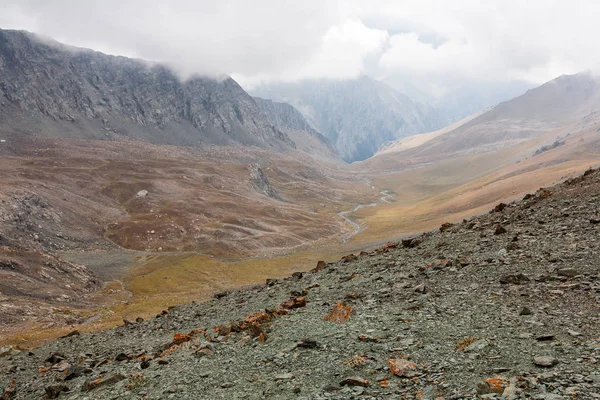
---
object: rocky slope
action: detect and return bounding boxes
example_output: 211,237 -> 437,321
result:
251,76 -> 447,162
0,29 -> 294,151
2,167 -> 598,399
367,72 -> 600,171
254,97 -> 337,161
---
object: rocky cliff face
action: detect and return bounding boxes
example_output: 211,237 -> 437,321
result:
251,76 -> 447,162
254,97 -> 337,161
0,29 -> 294,150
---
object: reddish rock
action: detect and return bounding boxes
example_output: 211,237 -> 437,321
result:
493,202 -> 507,212
281,296 -> 306,310
439,222 -> 454,232
324,302 -> 353,323
341,254 -> 358,263
389,359 -> 419,377
313,260 -> 328,271
476,377 -> 510,394
401,237 -> 420,248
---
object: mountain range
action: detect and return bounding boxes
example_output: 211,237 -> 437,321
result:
0,29 -> 307,153
251,77 -> 449,162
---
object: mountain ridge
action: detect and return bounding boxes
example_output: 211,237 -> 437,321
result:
0,29 -> 296,152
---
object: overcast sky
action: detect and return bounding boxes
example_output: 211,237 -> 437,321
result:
0,0 -> 597,90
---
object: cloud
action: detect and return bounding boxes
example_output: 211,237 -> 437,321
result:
235,19 -> 388,87
2,0 -> 600,88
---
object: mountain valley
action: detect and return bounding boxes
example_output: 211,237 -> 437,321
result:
0,27 -> 599,400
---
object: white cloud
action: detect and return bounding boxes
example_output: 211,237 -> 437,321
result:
235,19 -> 388,87
2,0 -> 600,87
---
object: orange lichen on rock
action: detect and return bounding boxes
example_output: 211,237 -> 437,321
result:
344,354 -> 369,368
477,377 -> 510,394
281,296 -> 306,310
455,337 -> 477,351
324,301 -> 353,323
172,333 -> 192,346
389,359 -> 419,377
257,332 -> 268,343
486,377 -> 509,393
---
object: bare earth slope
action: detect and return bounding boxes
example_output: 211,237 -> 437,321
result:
1,168 -> 598,399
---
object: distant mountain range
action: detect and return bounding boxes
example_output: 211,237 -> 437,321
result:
367,72 -> 600,170
253,97 -> 337,161
251,76 -> 449,162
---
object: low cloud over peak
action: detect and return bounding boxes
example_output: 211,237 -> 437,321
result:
2,0 -> 599,93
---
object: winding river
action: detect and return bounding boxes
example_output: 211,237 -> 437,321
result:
338,190 -> 394,243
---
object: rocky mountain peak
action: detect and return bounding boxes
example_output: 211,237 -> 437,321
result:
0,29 -> 295,150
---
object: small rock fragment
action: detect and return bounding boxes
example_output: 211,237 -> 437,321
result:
389,359 -> 419,377
557,268 -> 578,277
296,339 -> 318,349
519,306 -> 533,316
535,334 -> 555,341
499,273 -> 530,284
533,356 -> 558,367
275,373 -> 294,381
494,225 -> 507,235
476,377 -> 509,394
45,384 -> 69,399
340,377 -> 369,387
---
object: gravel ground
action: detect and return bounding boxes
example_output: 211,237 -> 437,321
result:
1,168 -> 599,399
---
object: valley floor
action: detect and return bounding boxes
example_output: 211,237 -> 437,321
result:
1,167 -> 599,399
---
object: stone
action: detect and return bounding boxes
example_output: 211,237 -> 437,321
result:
0,347 -> 18,358
339,376 -> 369,387
535,334 -> 555,341
313,260 -> 328,271
281,296 -> 306,309
439,222 -> 454,232
275,373 -> 294,381
476,377 -> 510,395
494,203 -> 507,212
82,373 -> 126,391
115,352 -> 131,361
557,268 -> 578,277
413,283 -> 427,293
499,273 -> 530,284
136,190 -> 148,198
465,339 -> 488,352
45,384 -> 69,399
402,237 -> 420,248
533,356 -> 558,367
494,225 -> 507,235
389,359 -> 419,377
296,339 -> 318,349
519,306 -> 533,315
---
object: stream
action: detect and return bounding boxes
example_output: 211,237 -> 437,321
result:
338,190 -> 394,243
